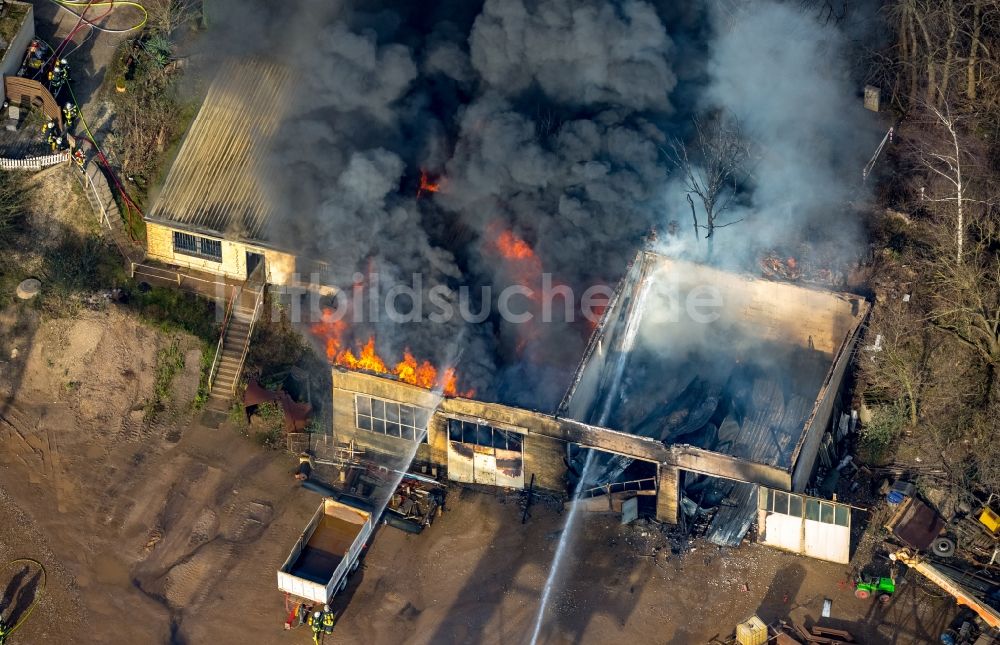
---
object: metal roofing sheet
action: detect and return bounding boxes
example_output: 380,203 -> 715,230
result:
706,481 -> 757,547
146,60 -> 291,242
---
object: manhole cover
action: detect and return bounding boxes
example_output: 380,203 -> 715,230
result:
16,278 -> 41,300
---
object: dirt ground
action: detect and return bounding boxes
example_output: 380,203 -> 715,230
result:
326,489 -> 958,645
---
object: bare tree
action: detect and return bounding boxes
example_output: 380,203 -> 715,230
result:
918,102 -> 968,262
148,0 -> 202,36
882,0 -> 1000,112
665,114 -> 752,250
861,295 -> 932,425
908,100 -> 996,264
924,217 -> 1000,403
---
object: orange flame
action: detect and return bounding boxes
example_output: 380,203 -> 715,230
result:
417,170 -> 441,198
338,337 -> 388,373
495,229 -> 535,261
486,222 -> 543,287
485,222 -> 546,356
440,367 -> 475,398
394,350 -> 438,389
310,310 -> 474,397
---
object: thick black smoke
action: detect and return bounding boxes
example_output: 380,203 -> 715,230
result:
197,0 -> 874,409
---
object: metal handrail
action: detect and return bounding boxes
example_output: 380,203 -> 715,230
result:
78,163 -> 143,266
208,284 -> 239,389
80,164 -> 111,230
231,278 -> 266,397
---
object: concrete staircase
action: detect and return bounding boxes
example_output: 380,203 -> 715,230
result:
77,160 -> 145,264
205,303 -> 256,412
203,264 -> 267,414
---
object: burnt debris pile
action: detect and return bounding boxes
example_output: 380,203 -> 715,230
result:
571,342 -> 829,489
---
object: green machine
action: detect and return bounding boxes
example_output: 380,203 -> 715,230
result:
855,575 -> 896,602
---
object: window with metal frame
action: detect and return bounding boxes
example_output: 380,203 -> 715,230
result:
763,489 -> 849,527
446,418 -> 523,452
354,395 -> 429,442
173,231 -> 223,261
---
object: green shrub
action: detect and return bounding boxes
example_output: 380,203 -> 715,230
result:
192,342 -> 213,409
245,301 -> 307,376
860,402 -> 907,465
250,401 -> 284,449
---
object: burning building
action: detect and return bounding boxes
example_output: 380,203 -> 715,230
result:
330,249 -> 868,546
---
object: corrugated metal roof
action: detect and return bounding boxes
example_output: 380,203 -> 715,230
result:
706,482 -> 756,547
146,60 -> 291,242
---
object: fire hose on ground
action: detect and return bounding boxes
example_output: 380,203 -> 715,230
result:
0,558 -> 47,645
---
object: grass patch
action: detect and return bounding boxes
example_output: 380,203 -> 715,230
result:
229,401 -> 246,427
125,285 -> 219,343
0,170 -> 27,248
245,300 -> 308,377
144,338 -> 184,421
111,187 -> 147,242
39,234 -> 128,315
229,399 -> 284,450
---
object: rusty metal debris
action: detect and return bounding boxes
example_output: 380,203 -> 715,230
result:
759,248 -> 846,286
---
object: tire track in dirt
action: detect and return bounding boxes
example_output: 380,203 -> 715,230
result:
128,451 -> 281,644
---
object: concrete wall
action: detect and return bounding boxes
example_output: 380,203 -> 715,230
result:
332,369 -> 570,491
790,301 -> 870,491
636,253 -> 861,357
559,257 -> 648,421
332,369 -> 798,504
145,221 -> 297,285
0,3 -> 33,80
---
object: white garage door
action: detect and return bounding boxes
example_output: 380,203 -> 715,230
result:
758,488 -> 851,564
446,419 -> 524,489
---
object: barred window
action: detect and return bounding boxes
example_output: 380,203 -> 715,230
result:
173,231 -> 197,253
446,418 -> 522,452
355,395 -> 429,441
201,238 -> 222,259
173,231 -> 223,261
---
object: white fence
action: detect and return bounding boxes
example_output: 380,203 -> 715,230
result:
0,152 -> 70,171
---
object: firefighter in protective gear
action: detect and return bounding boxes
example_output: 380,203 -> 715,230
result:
321,604 -> 335,634
48,59 -> 69,94
63,102 -> 78,129
45,124 -> 59,151
307,610 -> 323,643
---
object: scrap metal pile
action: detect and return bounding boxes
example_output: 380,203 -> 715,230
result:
383,479 -> 447,534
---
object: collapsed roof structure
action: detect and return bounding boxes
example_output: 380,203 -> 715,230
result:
331,249 -> 869,546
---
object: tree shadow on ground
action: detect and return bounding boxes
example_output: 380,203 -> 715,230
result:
756,562 -> 807,624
